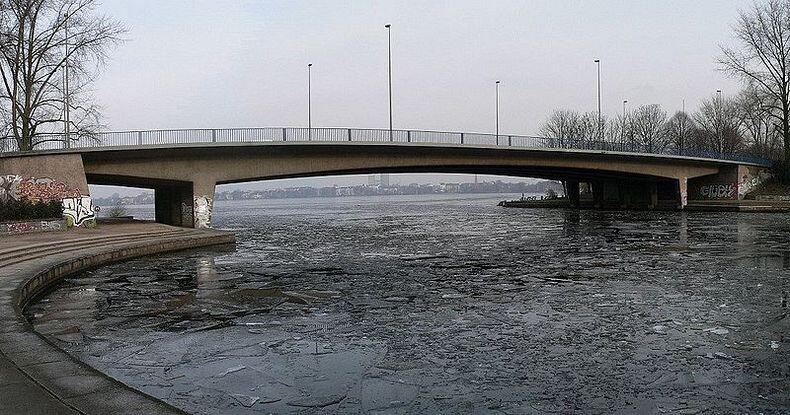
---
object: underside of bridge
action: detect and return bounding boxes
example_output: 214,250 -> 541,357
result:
69,142 -> 771,228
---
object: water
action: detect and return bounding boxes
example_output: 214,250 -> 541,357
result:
28,194 -> 790,414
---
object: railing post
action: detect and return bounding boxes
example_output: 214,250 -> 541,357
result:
407,130 -> 411,143
508,135 -> 512,146
348,128 -> 352,141
211,129 -> 217,143
137,131 -> 142,146
282,128 -> 287,142
460,133 -> 464,144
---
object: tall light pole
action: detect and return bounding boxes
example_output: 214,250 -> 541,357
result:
63,19 -> 70,148
385,24 -> 393,141
308,63 -> 312,141
594,59 -> 602,142
495,80 -> 500,144
716,89 -> 723,153
622,99 -> 628,149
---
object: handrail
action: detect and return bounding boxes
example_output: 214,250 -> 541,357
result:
0,127 -> 775,166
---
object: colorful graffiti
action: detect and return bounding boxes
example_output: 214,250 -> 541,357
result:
699,183 -> 737,199
0,175 -> 80,203
62,196 -> 96,227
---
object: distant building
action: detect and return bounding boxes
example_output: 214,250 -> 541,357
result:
380,174 -> 390,188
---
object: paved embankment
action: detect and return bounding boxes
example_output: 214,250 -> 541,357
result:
685,200 -> 790,212
0,222 -> 235,415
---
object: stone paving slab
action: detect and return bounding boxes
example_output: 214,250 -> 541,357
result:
0,221 -> 235,415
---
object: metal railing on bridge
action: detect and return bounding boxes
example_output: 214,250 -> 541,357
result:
0,127 -> 774,166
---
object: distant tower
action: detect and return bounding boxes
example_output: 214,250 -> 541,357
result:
380,174 -> 390,187
368,175 -> 377,186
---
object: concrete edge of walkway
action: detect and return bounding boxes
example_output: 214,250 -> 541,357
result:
0,225 -> 236,414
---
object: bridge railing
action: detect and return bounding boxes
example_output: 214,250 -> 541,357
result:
0,127 -> 774,166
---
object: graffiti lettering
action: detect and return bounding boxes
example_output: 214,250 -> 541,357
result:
699,183 -> 736,199
18,177 -> 81,202
62,196 -> 96,227
0,175 -> 80,203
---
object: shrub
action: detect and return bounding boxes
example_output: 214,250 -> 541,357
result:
0,199 -> 62,222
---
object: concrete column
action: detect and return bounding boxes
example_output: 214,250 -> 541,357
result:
566,180 -> 580,208
592,181 -> 604,209
678,177 -> 688,209
155,182 -> 193,227
192,180 -> 216,229
649,182 -> 658,209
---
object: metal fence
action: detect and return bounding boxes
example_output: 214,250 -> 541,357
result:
0,127 -> 774,166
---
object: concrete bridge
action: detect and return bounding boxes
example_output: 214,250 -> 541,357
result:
0,127 -> 774,228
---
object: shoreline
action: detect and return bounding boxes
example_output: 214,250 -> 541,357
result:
0,222 -> 235,415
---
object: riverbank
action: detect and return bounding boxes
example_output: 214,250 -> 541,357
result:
0,221 -> 235,415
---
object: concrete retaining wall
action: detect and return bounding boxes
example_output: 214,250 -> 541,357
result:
0,219 -> 65,235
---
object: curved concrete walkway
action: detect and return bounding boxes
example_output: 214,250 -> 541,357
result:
0,222 -> 235,414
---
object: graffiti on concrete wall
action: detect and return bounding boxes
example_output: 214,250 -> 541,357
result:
0,175 -> 81,203
699,183 -> 737,199
0,220 -> 65,234
62,196 -> 96,227
194,196 -> 212,228
738,170 -> 773,199
0,175 -> 22,202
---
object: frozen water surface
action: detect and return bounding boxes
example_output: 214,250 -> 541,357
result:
27,195 -> 790,414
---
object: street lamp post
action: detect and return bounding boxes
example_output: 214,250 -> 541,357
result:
716,89 -> 723,153
495,80 -> 500,145
385,24 -> 393,141
622,99 -> 628,150
308,63 -> 312,141
63,19 -> 70,149
594,59 -> 602,143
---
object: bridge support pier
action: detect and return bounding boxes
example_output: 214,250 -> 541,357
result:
566,180 -> 580,208
192,180 -> 216,229
153,180 -> 215,228
154,183 -> 193,227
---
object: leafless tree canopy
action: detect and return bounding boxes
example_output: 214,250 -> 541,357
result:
664,111 -> 695,152
539,109 -> 602,148
0,0 -> 125,151
693,95 -> 745,154
720,0 -> 790,160
630,104 -> 668,152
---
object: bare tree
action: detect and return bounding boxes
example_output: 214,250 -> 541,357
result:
630,104 -> 668,152
720,0 -> 790,161
664,111 -> 695,153
693,95 -> 745,154
539,110 -> 599,148
540,109 -> 580,148
0,0 -> 125,151
737,84 -> 784,158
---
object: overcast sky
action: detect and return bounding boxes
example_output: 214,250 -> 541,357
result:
90,0 -> 755,196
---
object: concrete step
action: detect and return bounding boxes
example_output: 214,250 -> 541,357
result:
0,229 -> 203,270
0,228 -> 188,258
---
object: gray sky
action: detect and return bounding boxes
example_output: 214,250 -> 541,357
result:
90,0 -> 755,196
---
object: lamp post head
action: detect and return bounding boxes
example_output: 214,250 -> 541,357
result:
594,59 -> 600,63
308,63 -> 312,67
385,24 -> 391,28
496,80 -> 500,84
